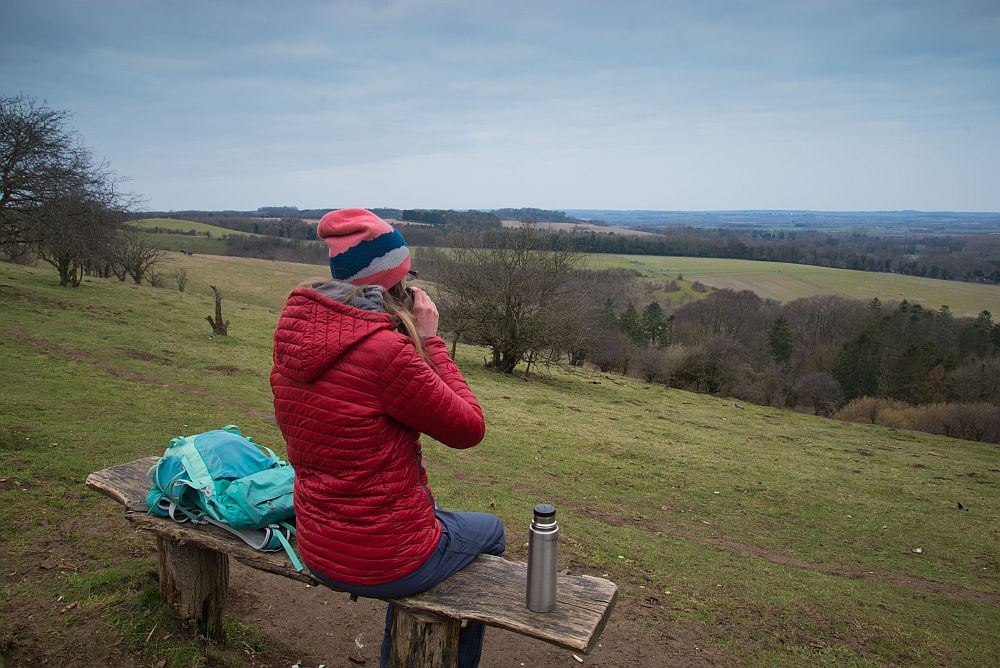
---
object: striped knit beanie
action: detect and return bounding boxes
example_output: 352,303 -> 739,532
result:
317,208 -> 411,289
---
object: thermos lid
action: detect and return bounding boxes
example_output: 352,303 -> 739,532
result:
533,503 -> 556,519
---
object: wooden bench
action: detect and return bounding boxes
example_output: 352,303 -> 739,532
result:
86,458 -> 618,667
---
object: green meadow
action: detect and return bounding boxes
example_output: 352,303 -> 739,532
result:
131,218 -> 262,238
130,218 -> 260,255
585,254 -> 1000,317
1,256 -> 998,666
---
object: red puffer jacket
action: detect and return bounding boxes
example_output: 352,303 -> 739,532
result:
270,287 -> 485,584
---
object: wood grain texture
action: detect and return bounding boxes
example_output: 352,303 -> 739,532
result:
86,457 -> 159,511
389,609 -> 460,668
157,536 -> 229,640
88,459 -> 618,653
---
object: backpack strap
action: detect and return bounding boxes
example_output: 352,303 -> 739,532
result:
255,445 -> 282,464
152,497 -> 208,524
169,435 -> 217,498
199,518 -> 304,572
269,526 -> 304,572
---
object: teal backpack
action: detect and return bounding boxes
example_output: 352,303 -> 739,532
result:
146,425 -> 302,571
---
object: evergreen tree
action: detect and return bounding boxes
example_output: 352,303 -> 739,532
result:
640,301 -> 669,347
619,302 -> 641,342
835,331 -> 882,400
767,316 -> 792,365
888,342 -> 939,403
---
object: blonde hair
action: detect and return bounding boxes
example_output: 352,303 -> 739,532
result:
384,281 -> 428,361
294,277 -> 427,360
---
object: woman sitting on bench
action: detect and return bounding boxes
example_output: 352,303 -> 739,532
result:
271,208 -> 505,668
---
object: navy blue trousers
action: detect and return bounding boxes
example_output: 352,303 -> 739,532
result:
310,509 -> 506,668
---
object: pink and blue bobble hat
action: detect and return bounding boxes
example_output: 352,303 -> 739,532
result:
317,208 -> 411,290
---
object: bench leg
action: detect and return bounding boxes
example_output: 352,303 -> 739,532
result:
389,607 -> 460,668
156,536 -> 230,641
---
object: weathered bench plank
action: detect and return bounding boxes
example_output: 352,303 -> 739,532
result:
86,458 -> 618,654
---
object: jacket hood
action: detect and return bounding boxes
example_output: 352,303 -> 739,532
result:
272,287 -> 397,383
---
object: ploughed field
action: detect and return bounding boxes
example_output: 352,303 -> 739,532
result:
1,256 -> 998,667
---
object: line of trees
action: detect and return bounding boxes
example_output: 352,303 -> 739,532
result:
400,209 -> 502,228
223,235 -> 327,264
407,225 -> 1000,285
1,95 -> 160,286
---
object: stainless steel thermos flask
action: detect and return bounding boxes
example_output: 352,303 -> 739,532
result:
526,503 -> 558,612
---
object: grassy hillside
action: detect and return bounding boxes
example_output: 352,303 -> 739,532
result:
586,254 -> 1000,317
131,217 -> 261,238
2,257 -> 998,666
130,218 -> 267,255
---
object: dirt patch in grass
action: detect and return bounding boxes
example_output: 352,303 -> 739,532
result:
105,367 -> 174,384
117,347 -> 174,366
206,364 -> 241,375
0,478 -> 35,492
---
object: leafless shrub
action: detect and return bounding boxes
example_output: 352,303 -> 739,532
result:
793,372 -> 843,416
173,268 -> 189,293
835,396 -> 909,424
836,398 -> 1000,444
632,345 -> 670,383
119,227 -> 165,285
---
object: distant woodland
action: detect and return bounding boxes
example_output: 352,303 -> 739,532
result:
143,207 -> 1000,285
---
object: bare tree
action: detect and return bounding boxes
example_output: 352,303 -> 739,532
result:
1,95 -> 139,283
173,267 -> 189,292
2,96 -> 85,248
119,226 -> 165,284
432,226 -> 581,373
33,191 -> 123,286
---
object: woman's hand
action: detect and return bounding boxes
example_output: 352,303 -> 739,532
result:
410,287 -> 439,339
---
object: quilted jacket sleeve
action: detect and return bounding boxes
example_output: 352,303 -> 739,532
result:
379,335 -> 486,449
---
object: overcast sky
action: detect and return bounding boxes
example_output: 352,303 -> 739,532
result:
3,0 -> 999,212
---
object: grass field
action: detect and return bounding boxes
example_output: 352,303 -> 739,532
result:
1,255 -> 998,666
131,218 -> 261,238
585,255 -> 1000,317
